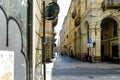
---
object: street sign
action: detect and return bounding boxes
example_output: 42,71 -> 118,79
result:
45,2 -> 60,20
87,38 -> 92,44
87,44 -> 92,48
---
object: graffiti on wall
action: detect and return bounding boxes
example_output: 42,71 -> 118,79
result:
0,6 -> 26,80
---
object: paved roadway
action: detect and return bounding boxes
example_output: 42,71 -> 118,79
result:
46,55 -> 120,80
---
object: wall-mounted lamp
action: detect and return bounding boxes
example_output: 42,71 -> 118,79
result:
93,42 -> 96,48
90,14 -> 96,17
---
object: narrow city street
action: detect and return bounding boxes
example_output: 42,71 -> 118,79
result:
47,54 -> 120,80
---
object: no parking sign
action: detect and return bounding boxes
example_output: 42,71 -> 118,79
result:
87,38 -> 92,48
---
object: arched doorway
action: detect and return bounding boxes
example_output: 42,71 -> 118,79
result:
74,32 -> 77,56
101,17 -> 119,63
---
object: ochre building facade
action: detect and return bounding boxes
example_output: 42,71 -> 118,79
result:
60,0 -> 120,63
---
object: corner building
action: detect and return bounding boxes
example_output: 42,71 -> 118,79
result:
62,0 -> 120,63
45,0 -> 58,61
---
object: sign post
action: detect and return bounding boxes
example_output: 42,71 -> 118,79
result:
87,38 -> 93,62
87,38 -> 92,48
42,1 -> 59,80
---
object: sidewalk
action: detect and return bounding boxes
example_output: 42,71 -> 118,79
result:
46,62 -> 54,80
46,55 -> 79,80
46,55 -> 120,80
46,54 -> 62,80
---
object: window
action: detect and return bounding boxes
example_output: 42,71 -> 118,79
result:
85,0 -> 87,10
107,0 -> 114,5
113,21 -> 117,36
87,25 -> 89,38
78,0 -> 80,5
111,0 -> 114,5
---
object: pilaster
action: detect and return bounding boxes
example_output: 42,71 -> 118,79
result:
81,34 -> 88,54
80,34 -> 88,61
89,27 -> 101,62
118,30 -> 120,61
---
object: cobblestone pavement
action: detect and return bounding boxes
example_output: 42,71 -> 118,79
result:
46,55 -> 120,80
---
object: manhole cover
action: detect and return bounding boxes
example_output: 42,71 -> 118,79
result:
75,66 -> 80,68
88,75 -> 95,79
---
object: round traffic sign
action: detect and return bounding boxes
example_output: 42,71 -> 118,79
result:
45,2 -> 60,20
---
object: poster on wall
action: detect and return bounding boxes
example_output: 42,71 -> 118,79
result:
0,50 -> 14,80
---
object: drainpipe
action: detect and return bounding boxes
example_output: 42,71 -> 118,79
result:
42,1 -> 46,80
27,0 -> 33,80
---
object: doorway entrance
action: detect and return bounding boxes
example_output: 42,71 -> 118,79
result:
101,17 -> 119,63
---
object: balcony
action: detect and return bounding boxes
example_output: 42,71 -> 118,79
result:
72,9 -> 76,19
74,17 -> 80,27
101,0 -> 120,11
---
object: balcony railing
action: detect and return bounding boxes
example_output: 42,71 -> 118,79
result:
101,0 -> 120,11
72,8 -> 76,19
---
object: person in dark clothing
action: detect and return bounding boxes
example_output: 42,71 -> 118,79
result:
71,50 -> 73,58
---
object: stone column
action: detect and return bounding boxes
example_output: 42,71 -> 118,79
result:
118,30 -> 120,63
81,34 -> 88,61
89,27 -> 101,62
78,36 -> 81,57
94,28 -> 101,62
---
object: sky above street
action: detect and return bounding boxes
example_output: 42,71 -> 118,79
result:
55,0 -> 71,44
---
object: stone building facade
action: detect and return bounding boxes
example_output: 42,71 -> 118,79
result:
32,0 -> 43,80
32,0 -> 58,79
61,0 -> 120,63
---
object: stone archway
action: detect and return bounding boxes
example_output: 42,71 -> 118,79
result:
101,17 -> 119,63
74,31 -> 77,56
